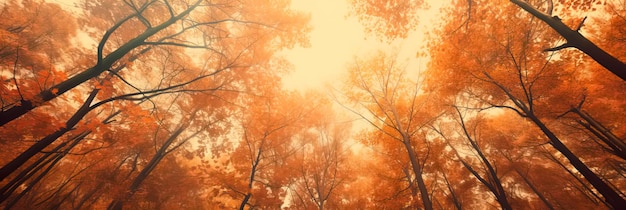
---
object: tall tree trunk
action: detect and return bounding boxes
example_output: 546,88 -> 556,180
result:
484,70 -> 625,208
3,131 -> 86,209
0,131 -> 89,205
0,90 -> 98,182
1,110 -> 119,204
527,114 -> 626,208
516,171 -> 555,210
450,146 -> 511,210
402,166 -> 418,196
75,182 -> 104,209
239,193 -> 253,210
403,139 -> 433,210
389,105 -> 433,210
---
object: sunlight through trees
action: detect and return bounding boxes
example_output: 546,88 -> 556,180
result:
0,0 -> 623,209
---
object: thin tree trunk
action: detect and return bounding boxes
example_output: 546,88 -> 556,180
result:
503,155 -> 555,210
75,182 -> 104,209
441,169 -> 462,210
516,169 -> 554,210
454,107 -> 512,210
1,109 -> 118,204
0,133 -> 78,203
571,107 -> 626,159
107,126 -> 186,210
3,132 -> 86,209
450,147 -> 510,210
402,166 -> 418,196
542,148 -> 607,206
239,144 -> 263,210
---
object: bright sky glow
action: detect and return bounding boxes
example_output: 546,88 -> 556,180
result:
282,0 -> 449,91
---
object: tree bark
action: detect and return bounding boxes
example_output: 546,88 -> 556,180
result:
515,168 -> 555,210
2,132 -> 86,209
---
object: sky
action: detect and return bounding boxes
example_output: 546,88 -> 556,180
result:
281,0 -> 448,91
277,0 -> 450,154
49,0 -> 447,91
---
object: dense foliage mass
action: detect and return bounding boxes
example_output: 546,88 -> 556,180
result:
0,0 -> 623,209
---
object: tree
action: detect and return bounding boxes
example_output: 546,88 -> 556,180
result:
339,51 -> 440,209
347,0 -> 427,40
288,102 -> 353,210
0,0 -> 78,109
1,0 -> 202,125
205,90 -> 318,209
1,0 -> 310,208
426,0 -> 625,207
432,106 -> 512,210
0,0 -> 310,125
510,0 -> 626,81
6,0 -> 624,208
349,0 -> 626,80
0,0 -> 82,181
107,110 -> 205,210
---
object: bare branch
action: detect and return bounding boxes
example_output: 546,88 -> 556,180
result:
97,0 -> 156,65
142,41 -> 209,48
543,43 -> 574,52
162,0 -> 175,17
575,16 -> 587,31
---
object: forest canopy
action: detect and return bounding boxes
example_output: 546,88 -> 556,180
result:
0,0 -> 624,209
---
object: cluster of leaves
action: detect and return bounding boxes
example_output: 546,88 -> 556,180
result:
338,0 -> 625,209
0,0 -> 325,209
1,0 -> 625,209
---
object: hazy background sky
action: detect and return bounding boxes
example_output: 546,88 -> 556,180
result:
281,0 -> 448,91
